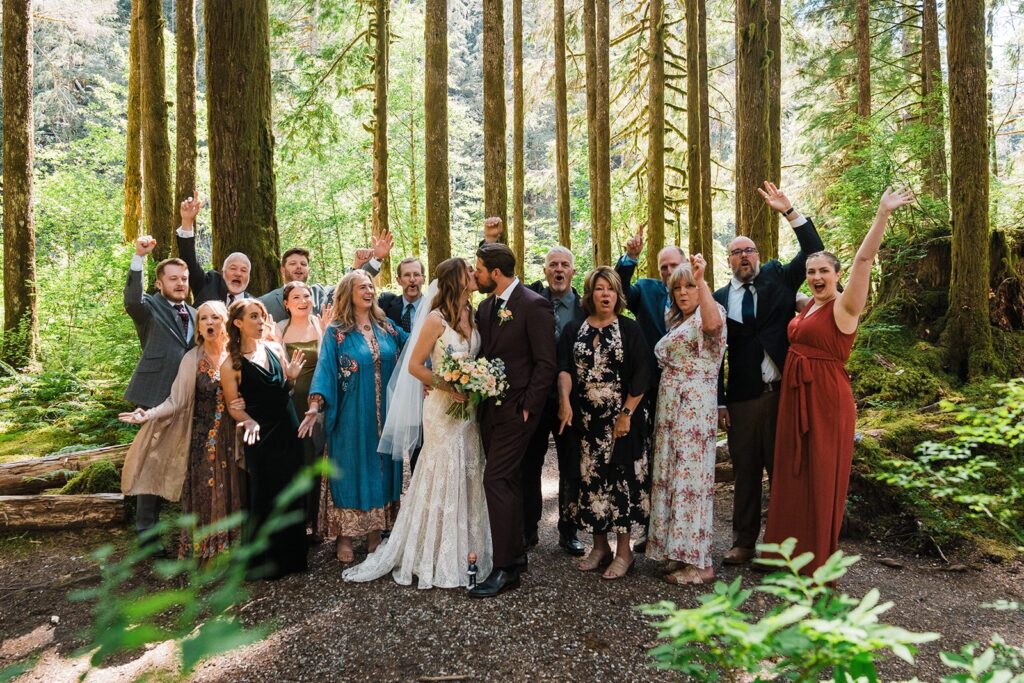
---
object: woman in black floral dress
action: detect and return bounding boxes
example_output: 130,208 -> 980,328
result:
557,266 -> 654,580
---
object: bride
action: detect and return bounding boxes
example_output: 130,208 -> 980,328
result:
342,258 -> 493,588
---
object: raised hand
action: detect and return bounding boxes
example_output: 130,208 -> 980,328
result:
297,406 -> 319,439
690,253 -> 707,283
372,230 -> 394,260
625,223 -> 645,259
756,181 -> 793,214
135,235 -> 157,256
240,418 -> 261,445
353,248 -> 373,269
319,302 -> 334,325
180,192 -> 204,229
285,349 -> 306,381
878,186 -> 915,214
483,217 -> 504,243
118,407 -> 149,425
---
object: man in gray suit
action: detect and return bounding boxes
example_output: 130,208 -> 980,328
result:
124,235 -> 196,540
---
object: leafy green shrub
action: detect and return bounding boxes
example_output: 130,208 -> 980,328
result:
58,459 -> 120,494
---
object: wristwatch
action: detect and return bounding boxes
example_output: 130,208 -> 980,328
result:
620,406 -> 633,417
783,206 -> 795,217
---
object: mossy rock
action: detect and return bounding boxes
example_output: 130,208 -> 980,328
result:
59,458 -> 120,494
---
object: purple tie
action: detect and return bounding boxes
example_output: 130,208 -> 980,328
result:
176,304 -> 190,337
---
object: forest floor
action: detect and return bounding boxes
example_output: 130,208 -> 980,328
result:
1,457 -> 1022,683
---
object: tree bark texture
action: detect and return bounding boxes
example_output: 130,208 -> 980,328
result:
986,0 -> 997,178
512,0 -> 525,278
424,0 -> 451,275
205,0 -> 280,296
943,0 -> 994,379
140,0 -> 174,262
687,0 -> 714,284
176,0 -> 197,217
646,0 -> 666,279
0,494 -> 125,530
373,0 -> 392,284
2,0 -> 38,368
856,0 -> 871,120
583,0 -> 612,266
123,0 -> 143,244
553,0 -> 572,248
583,0 -> 599,259
921,0 -> 948,203
0,445 -> 129,496
766,0 -> 781,258
408,116 -> 421,258
483,0 -> 508,233
735,0 -> 773,254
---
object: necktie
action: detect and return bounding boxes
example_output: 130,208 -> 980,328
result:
227,293 -> 236,306
741,283 -> 755,326
176,304 -> 190,337
400,302 -> 413,333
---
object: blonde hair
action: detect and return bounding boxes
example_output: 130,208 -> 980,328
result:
666,263 -> 698,328
194,300 -> 229,346
329,270 -> 387,332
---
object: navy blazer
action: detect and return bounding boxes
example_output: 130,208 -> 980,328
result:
613,257 -> 667,352
712,217 -> 824,404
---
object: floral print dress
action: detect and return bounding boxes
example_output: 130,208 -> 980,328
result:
647,305 -> 727,566
569,320 -> 650,535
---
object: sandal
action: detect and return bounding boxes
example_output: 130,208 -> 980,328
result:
663,565 -> 714,585
660,560 -> 685,575
578,549 -> 613,572
601,554 -> 635,580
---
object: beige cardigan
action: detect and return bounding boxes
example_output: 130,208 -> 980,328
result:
120,349 -> 202,501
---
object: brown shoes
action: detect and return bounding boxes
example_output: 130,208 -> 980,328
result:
722,546 -> 756,565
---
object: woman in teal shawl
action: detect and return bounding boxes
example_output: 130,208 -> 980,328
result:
302,270 -> 408,564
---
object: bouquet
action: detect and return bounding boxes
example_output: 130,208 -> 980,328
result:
434,345 -> 509,420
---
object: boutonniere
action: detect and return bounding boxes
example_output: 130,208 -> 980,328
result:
498,307 -> 513,325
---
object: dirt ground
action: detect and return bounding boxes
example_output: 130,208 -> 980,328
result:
1,459 -> 1022,682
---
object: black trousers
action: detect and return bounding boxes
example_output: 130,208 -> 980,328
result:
522,394 -> 580,539
727,390 -> 780,549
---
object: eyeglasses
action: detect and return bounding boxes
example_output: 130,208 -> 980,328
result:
729,247 -> 758,257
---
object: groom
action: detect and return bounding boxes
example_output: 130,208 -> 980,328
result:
471,236 -> 557,598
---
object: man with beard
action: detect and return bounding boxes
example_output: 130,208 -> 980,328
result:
712,180 -> 824,566
122,236 -> 195,548
175,194 -> 253,307
378,257 -> 425,333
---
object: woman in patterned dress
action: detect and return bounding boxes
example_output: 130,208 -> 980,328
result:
119,301 -> 243,560
557,266 -> 654,580
300,270 -> 408,564
647,255 -> 726,585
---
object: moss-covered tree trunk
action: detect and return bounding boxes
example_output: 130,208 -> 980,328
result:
424,0 -> 451,274
583,0 -> 599,258
205,0 -> 280,295
2,0 -> 38,368
646,0 -> 665,279
123,0 -> 143,245
584,0 -> 612,266
943,0 -> 994,379
176,0 -> 197,216
408,116 -> 421,258
856,0 -> 871,122
553,0 -> 571,248
483,0 -> 508,233
512,0 -> 525,278
687,0 -> 714,285
372,0 -> 391,284
986,1 -> 997,179
766,0 -> 781,258
140,0 -> 173,261
736,0 -> 772,254
921,0 -> 948,204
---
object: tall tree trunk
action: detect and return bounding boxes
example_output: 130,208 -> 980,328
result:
986,0 -> 997,177
735,0 -> 772,252
553,0 -> 571,248
408,116 -> 421,258
584,0 -> 612,266
140,0 -> 174,261
943,0 -> 994,379
856,0 -> 871,121
424,0 -> 451,274
176,0 -> 197,218
483,0 -> 508,233
2,0 -> 38,367
512,0 -> 525,278
921,0 -> 948,203
123,0 -> 143,245
766,0 -> 781,258
646,0 -> 666,279
205,0 -> 280,295
687,0 -> 714,285
372,0 -> 391,284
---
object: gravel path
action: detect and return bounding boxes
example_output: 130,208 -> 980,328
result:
3,457 -> 1022,682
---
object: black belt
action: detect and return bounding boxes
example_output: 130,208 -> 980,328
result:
763,381 -> 782,393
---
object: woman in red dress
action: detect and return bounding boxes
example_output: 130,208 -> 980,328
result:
762,187 -> 914,575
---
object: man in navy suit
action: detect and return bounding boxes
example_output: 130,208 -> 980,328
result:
613,225 -> 685,351
713,181 -> 824,565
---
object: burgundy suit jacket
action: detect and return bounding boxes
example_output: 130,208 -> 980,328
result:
476,282 -> 558,418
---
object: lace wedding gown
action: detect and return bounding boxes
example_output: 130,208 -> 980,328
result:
342,321 -> 493,589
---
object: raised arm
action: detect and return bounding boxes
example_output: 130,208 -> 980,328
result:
176,194 -> 210,298
757,181 -> 825,289
690,254 -> 722,336
615,224 -> 645,311
124,236 -> 157,323
835,187 -> 914,333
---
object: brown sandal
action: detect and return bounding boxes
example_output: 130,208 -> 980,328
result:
663,565 -> 712,585
578,549 -> 613,571
660,560 -> 685,575
601,554 -> 635,580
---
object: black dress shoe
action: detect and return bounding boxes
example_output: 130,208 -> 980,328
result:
467,568 -> 520,598
558,534 -> 586,557
523,530 -> 539,548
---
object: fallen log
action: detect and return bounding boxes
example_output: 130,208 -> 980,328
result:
0,444 -> 129,495
0,494 -> 125,530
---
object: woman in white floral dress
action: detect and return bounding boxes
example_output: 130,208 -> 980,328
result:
648,255 -> 726,585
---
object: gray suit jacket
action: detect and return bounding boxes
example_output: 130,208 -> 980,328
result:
258,261 -> 381,321
124,268 -> 196,408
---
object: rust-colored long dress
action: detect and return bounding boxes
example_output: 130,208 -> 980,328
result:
762,298 -> 856,575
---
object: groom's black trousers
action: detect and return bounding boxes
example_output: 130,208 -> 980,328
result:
480,405 -> 541,570
522,393 -> 580,539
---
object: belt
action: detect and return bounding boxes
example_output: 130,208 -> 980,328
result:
785,343 -> 845,476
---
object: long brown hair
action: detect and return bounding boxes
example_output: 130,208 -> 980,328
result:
581,266 -> 625,316
432,257 -> 474,340
329,270 -> 387,332
227,299 -> 268,370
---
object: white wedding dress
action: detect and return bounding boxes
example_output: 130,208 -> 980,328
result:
342,320 -> 493,589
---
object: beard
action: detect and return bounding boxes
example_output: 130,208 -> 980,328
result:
477,278 -> 497,294
733,263 -> 760,283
